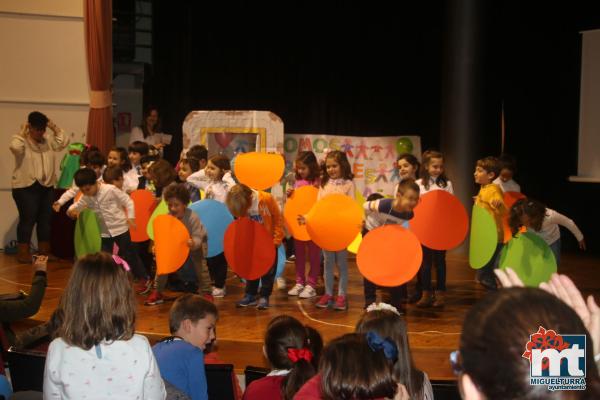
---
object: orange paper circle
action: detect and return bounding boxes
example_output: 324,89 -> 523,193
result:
410,190 -> 469,250
284,186 -> 319,241
130,190 -> 156,242
357,225 -> 422,287
223,217 -> 276,280
306,194 -> 363,251
502,191 -> 527,243
154,214 -> 190,275
234,152 -> 285,190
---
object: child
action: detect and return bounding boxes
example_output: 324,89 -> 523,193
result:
52,150 -> 106,212
137,154 -> 159,191
356,304 -> 433,399
243,315 -> 323,400
178,157 -> 202,202
493,153 -> 521,193
473,156 -> 506,290
314,150 -> 355,311
187,148 -> 236,189
148,159 -> 178,197
509,198 -> 585,266
43,253 -> 166,399
362,179 -> 419,311
145,183 -> 212,305
226,183 -> 284,310
286,151 -> 322,299
393,153 -> 420,195
108,147 -> 137,193
128,140 -> 150,176
294,333 -> 402,400
415,150 -> 453,308
185,144 -> 209,170
153,293 -> 218,400
102,166 -> 125,191
66,169 -> 140,270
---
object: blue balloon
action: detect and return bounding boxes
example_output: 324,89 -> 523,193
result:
276,244 -> 286,278
189,199 -> 234,257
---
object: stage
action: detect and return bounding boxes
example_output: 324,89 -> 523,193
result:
1,251 -> 599,380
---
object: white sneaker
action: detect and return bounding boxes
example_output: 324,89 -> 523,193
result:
287,283 -> 304,296
299,285 -> 317,299
276,277 -> 287,290
212,287 -> 226,297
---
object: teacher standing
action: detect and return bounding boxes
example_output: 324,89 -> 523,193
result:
9,111 -> 68,263
129,106 -> 170,153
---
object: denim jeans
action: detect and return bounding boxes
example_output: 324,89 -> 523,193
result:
323,250 -> 348,296
12,181 -> 54,244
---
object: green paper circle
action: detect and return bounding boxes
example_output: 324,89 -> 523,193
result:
499,232 -> 557,287
469,205 -> 498,269
147,199 -> 169,240
74,209 -> 101,259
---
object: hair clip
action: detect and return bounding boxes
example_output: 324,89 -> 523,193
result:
365,302 -> 401,316
366,331 -> 398,361
287,348 -> 313,363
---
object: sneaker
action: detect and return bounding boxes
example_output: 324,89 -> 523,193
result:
144,290 -> 164,306
256,297 -> 270,310
286,255 -> 296,263
288,283 -> 304,296
408,292 -> 422,304
203,294 -> 214,302
236,294 -> 257,307
212,287 -> 226,298
136,279 -> 153,295
276,277 -> 287,290
315,294 -> 333,308
299,285 -> 317,299
334,295 -> 348,311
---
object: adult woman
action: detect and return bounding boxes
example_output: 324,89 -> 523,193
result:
129,106 -> 170,152
9,111 -> 68,262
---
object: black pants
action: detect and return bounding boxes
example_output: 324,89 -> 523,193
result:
12,182 -> 54,244
100,231 -> 143,278
207,252 -> 228,289
364,278 -> 407,309
245,249 -> 278,298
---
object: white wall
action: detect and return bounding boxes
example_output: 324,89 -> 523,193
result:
0,1 -> 89,246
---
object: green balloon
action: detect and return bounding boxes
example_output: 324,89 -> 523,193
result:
395,137 -> 414,155
74,209 -> 101,259
469,205 -> 498,269
147,199 -> 169,240
499,232 -> 557,287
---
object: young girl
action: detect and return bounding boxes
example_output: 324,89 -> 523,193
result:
494,153 -> 521,193
415,150 -> 453,308
43,252 -> 166,399
227,183 -> 284,310
362,179 -> 420,311
128,140 -> 150,176
356,304 -> 433,399
178,157 -> 202,202
102,166 -> 125,191
316,150 -> 355,311
509,198 -> 585,266
286,151 -> 322,299
243,315 -> 323,400
145,183 -> 212,305
393,153 -> 420,195
107,147 -> 138,193
294,333 -> 404,400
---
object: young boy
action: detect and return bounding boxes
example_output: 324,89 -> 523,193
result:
102,166 -> 125,191
144,183 -> 212,305
473,156 -> 506,290
493,153 -> 521,193
362,180 -> 419,310
67,168 -> 141,279
226,183 -> 284,310
152,294 -> 217,400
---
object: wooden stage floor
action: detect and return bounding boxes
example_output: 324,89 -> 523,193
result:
1,251 -> 599,380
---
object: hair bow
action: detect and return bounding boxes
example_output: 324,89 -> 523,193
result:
287,348 -> 313,363
112,243 -> 130,272
366,331 -> 398,361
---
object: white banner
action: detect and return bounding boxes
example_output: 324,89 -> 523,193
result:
284,134 -> 421,200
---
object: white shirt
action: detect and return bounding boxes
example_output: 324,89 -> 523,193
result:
187,169 -> 235,203
123,168 -> 140,194
68,184 -> 135,237
530,208 -> 584,245
493,177 -> 521,193
43,334 -> 166,400
129,126 -> 172,147
416,177 -> 454,195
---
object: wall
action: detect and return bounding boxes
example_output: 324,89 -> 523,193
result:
0,1 -> 89,247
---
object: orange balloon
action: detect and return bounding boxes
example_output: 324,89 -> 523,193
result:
154,215 -> 190,275
357,225 -> 422,287
502,191 -> 527,243
410,190 -> 469,250
223,217 -> 276,280
234,152 -> 285,190
284,186 -> 319,241
306,194 -> 363,251
130,190 -> 156,242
